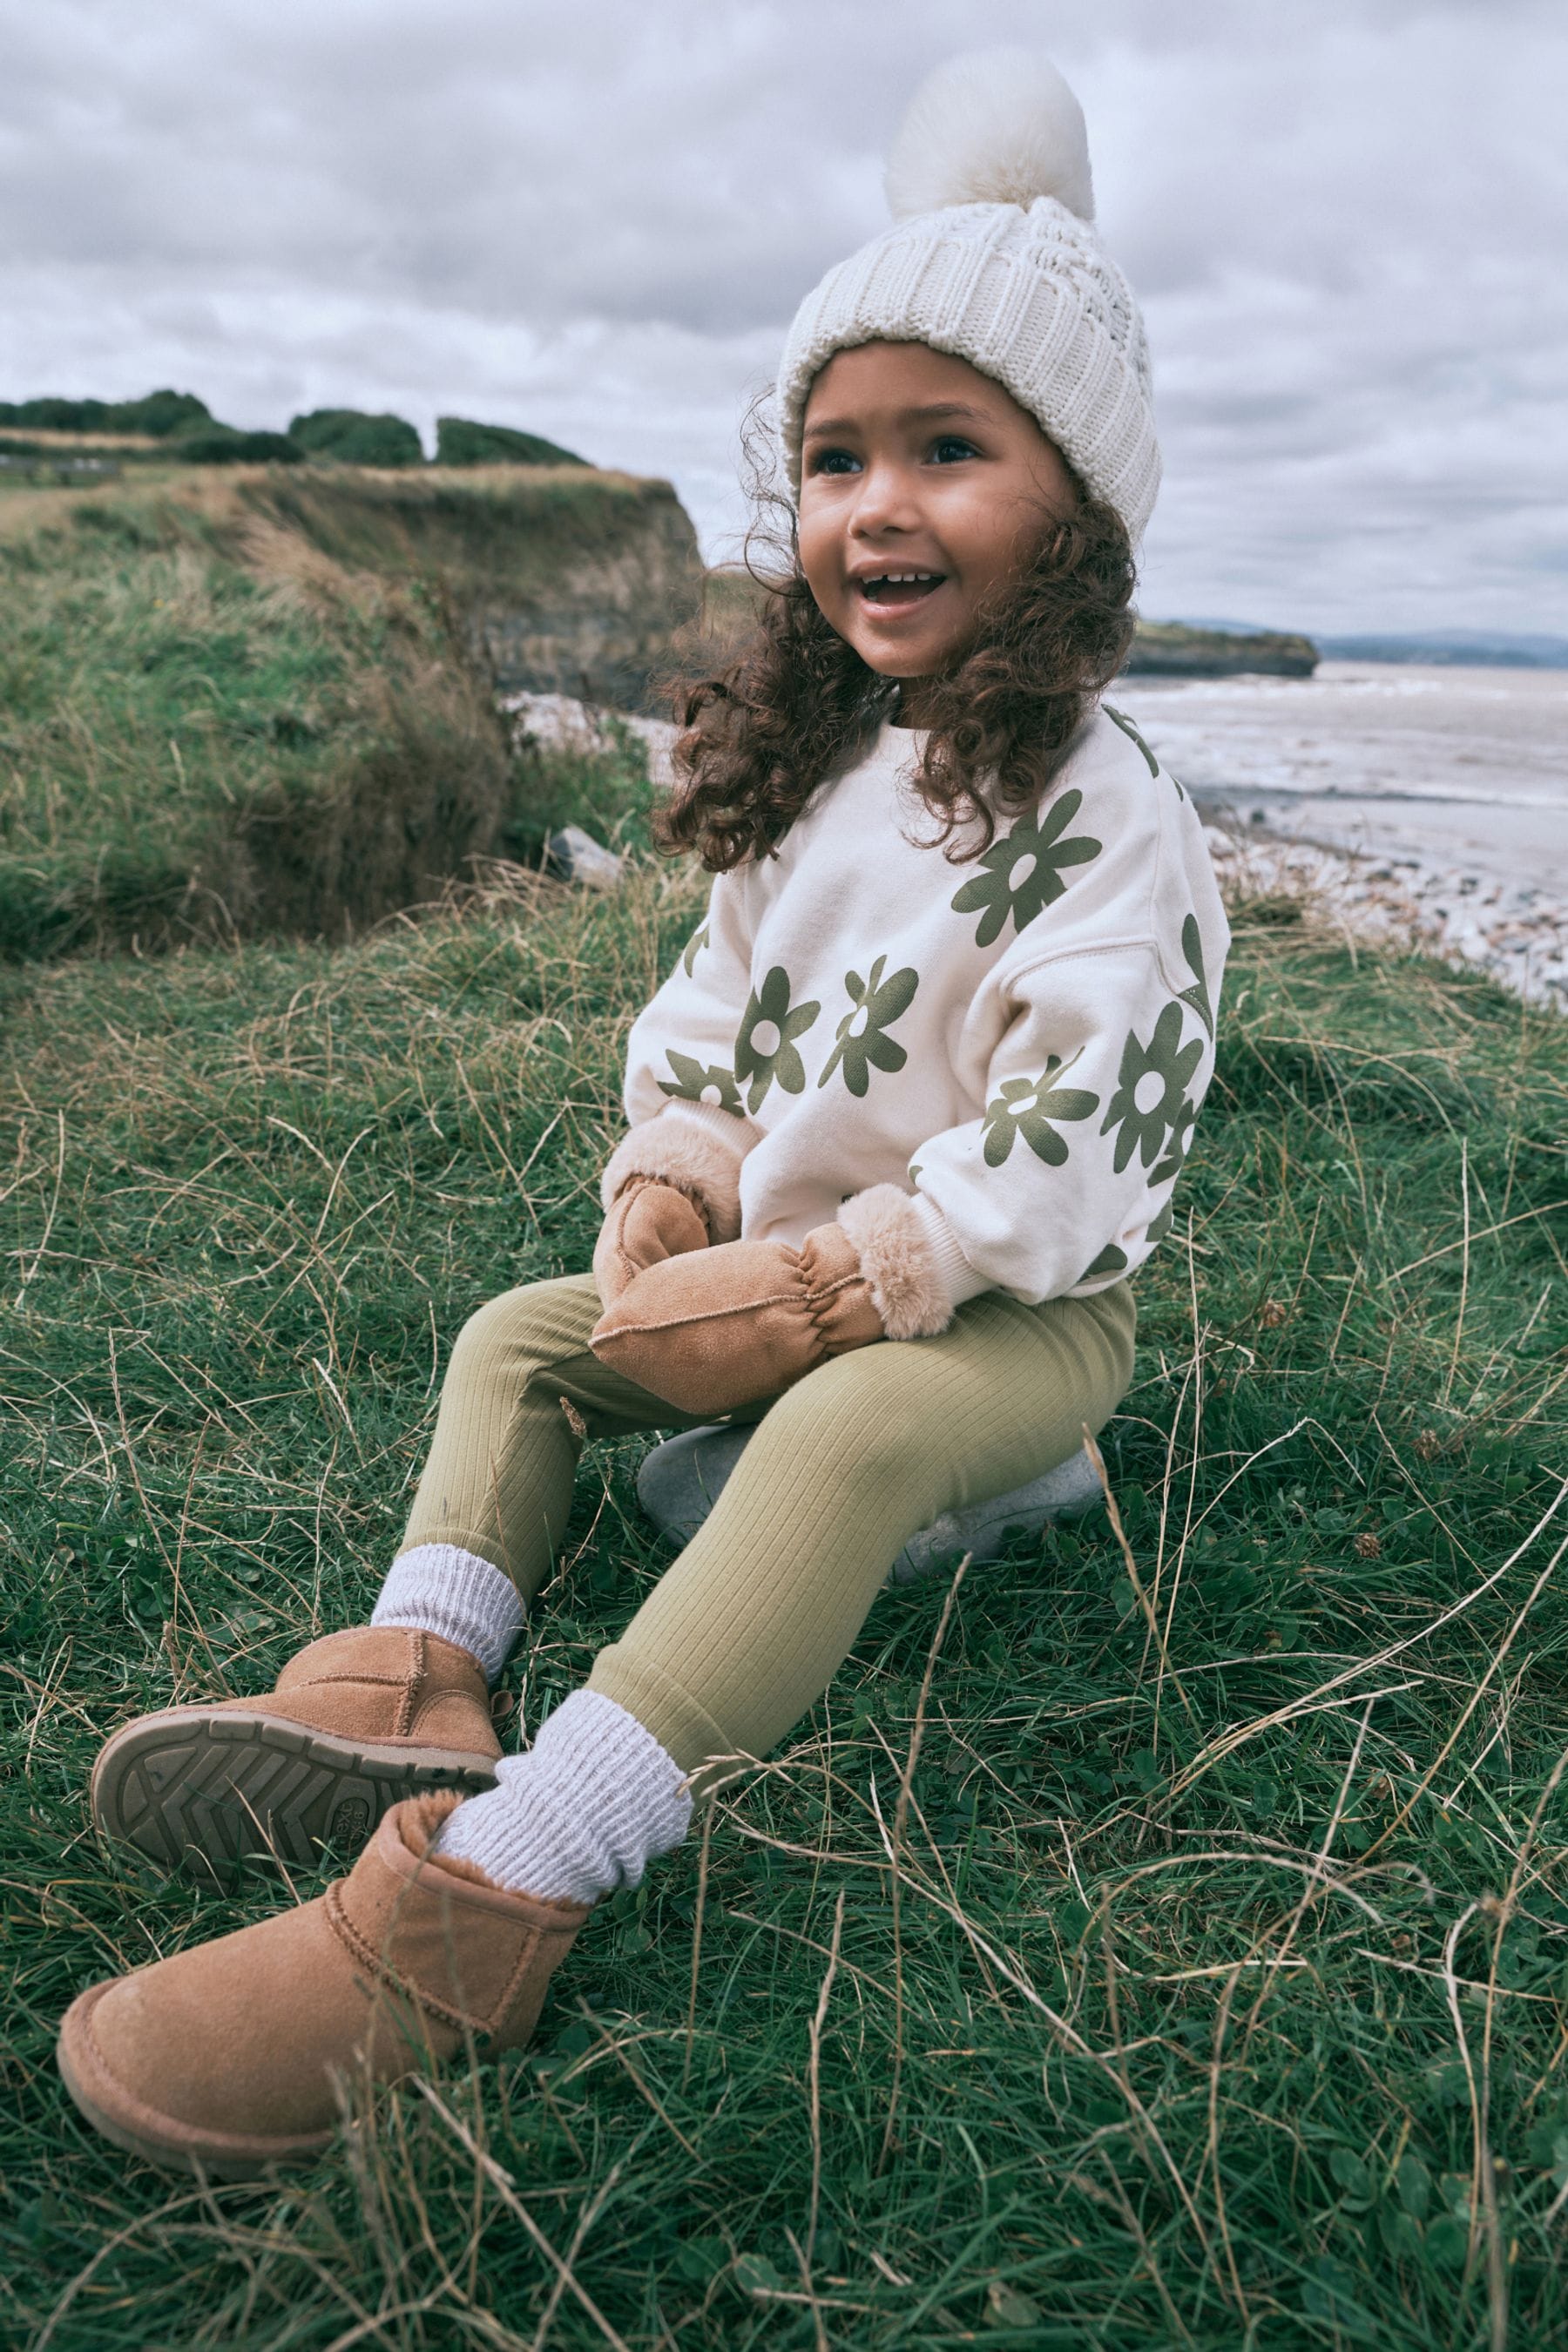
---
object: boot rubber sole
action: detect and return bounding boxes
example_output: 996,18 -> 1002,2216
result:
57,1981 -> 334,2178
91,1706 -> 498,1883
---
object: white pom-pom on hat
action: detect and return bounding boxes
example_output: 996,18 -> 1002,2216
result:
884,47 -> 1094,225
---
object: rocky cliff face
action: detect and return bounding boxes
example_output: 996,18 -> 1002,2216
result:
256,464 -> 705,714
0,462 -> 711,958
469,476 -> 703,712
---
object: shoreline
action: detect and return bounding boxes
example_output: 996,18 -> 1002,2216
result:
1195,806 -> 1568,1011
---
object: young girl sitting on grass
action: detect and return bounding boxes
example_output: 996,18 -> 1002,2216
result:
58,49 -> 1228,2177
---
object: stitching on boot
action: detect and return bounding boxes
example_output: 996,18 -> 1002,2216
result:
490,1927 -> 549,2039
324,1879 -> 483,2035
292,1669 -> 415,1694
395,1633 -> 423,1739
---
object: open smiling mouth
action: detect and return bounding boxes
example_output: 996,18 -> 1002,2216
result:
856,571 -> 947,607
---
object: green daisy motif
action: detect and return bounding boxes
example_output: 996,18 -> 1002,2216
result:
1152,1093 -> 1200,1187
680,921 -> 711,977
818,955 -> 919,1097
658,1051 -> 742,1117
981,1052 -> 1100,1168
950,789 -> 1103,948
1146,1198 -> 1175,1245
1104,703 -> 1159,777
1099,1004 -> 1205,1173
1079,1240 -> 1130,1282
1175,913 -> 1214,1037
734,964 -> 820,1112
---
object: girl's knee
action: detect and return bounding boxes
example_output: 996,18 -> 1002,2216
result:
747,1372 -> 943,1497
447,1277 -> 594,1386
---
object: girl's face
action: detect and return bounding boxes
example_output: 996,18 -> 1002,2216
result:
797,340 -> 1077,700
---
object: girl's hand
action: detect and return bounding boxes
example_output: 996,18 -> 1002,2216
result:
592,1177 -> 712,1308
588,1227 -> 885,1415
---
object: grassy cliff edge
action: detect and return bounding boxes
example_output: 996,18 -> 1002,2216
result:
0,466 -> 699,962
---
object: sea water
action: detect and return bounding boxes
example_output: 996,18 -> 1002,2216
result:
1113,662 -> 1568,900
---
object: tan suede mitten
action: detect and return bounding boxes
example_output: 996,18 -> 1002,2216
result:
592,1176 -> 712,1307
588,1225 -> 887,1415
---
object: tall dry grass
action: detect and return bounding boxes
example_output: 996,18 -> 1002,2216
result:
3,864 -> 1566,2345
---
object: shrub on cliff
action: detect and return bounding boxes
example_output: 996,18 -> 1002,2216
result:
436,416 -> 586,468
288,409 -> 424,467
169,425 -> 303,464
0,389 -> 214,436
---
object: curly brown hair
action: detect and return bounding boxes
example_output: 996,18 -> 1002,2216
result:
657,470 -> 1136,874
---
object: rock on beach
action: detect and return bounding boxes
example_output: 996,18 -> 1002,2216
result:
1201,821 -> 1568,1011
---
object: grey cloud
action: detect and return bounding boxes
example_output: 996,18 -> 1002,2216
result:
2,0 -> 1565,632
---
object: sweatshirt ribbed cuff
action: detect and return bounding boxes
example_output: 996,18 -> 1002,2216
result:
911,1196 -> 994,1313
667,1099 -> 760,1153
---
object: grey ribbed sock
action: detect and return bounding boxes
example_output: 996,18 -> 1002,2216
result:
369,1544 -> 525,1683
435,1688 -> 692,1903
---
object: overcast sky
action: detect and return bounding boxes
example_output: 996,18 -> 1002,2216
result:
5,0 -> 1565,635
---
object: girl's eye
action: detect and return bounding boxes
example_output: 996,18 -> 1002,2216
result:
810,447 -> 862,476
930,436 -> 980,464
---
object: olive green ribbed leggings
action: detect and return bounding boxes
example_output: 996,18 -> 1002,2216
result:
403,1273 -> 1135,1774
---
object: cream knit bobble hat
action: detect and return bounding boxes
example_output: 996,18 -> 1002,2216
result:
777,49 -> 1160,545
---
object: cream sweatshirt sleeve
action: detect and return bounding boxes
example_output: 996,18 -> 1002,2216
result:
598,874 -> 760,1241
907,935 -> 1219,1311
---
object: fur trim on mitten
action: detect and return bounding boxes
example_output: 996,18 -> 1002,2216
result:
598,1105 -> 752,1243
835,1184 -> 953,1340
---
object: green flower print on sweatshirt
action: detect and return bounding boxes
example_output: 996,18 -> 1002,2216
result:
1105,703 -> 1185,798
680,921 -> 711,977
735,964 -> 820,1112
1079,1240 -> 1130,1282
818,956 -> 919,1097
1104,703 -> 1159,777
1152,1094 -> 1199,1187
1175,914 -> 1214,1038
950,789 -> 1103,948
1100,1004 -> 1205,1173
981,1052 -> 1100,1168
658,1051 -> 743,1117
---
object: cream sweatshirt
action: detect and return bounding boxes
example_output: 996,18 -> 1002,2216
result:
601,705 -> 1229,1333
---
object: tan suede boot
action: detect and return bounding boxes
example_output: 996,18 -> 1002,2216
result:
91,1627 -> 501,1882
57,1794 -> 589,2179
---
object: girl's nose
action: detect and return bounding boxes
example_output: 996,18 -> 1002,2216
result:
848,458 -> 920,537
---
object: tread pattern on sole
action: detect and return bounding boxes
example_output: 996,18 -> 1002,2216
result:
94,1713 -> 496,1882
